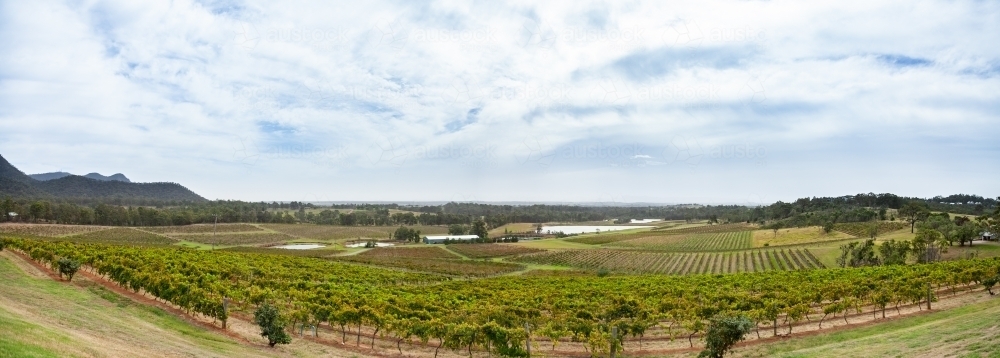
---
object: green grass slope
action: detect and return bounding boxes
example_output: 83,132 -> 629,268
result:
727,294 -> 1000,358
0,251 -> 269,357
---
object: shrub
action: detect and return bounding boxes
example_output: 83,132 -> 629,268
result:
57,257 -> 81,281
254,303 -> 291,347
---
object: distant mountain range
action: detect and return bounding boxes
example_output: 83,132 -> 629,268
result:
0,154 -> 206,202
29,172 -> 131,183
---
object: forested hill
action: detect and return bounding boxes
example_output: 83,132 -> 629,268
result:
0,154 -> 206,203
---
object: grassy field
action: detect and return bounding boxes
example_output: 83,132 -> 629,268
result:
725,293 -> 1000,358
752,227 -> 853,247
487,223 -> 537,236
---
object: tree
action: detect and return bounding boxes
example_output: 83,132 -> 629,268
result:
912,228 -> 943,263
770,222 -> 784,238
878,240 -> 909,265
471,219 -> 488,240
698,314 -> 754,358
254,303 -> 291,347
822,221 -> 834,234
57,257 -> 80,281
837,239 -> 879,267
954,224 -> 980,246
448,224 -> 468,235
899,202 -> 930,233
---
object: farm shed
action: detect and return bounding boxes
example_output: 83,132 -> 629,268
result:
423,235 -> 480,244
983,232 -> 994,241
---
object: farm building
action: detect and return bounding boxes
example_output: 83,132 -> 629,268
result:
423,235 -> 480,244
984,232 -> 994,241
630,219 -> 662,224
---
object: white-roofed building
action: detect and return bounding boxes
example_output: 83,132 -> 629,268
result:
423,235 -> 480,244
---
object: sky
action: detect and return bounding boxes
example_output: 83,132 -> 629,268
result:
0,0 -> 998,204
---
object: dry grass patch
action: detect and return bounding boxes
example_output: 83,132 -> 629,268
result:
752,227 -> 853,247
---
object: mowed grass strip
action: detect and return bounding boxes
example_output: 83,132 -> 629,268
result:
356,246 -> 460,259
445,244 -> 544,259
0,224 -> 109,237
510,248 -> 823,275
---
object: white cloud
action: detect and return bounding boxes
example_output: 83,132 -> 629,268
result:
1,0 -> 998,203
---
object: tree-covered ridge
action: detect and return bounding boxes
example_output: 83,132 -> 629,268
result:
0,154 -> 205,203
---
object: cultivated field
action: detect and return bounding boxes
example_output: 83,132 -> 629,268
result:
262,224 -> 447,241
445,243 -> 544,258
355,246 -> 460,259
220,246 -> 342,258
567,223 -> 752,246
334,255 -> 524,277
70,228 -> 175,245
0,223 -> 109,237
833,221 -> 908,238
608,231 -> 753,251
168,232 -> 296,246
141,223 -> 265,234
510,248 -> 824,275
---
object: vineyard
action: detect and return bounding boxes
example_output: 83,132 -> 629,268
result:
5,237 -> 999,357
567,223 -> 752,246
834,221 -> 909,238
262,224 -> 448,241
141,223 -> 265,234
167,232 -> 297,246
334,256 -> 524,277
69,228 -> 176,245
655,223 -> 753,234
0,224 -> 109,237
608,231 -> 753,251
445,244 -> 544,258
510,248 -> 824,275
221,246 -> 342,258
355,246 -> 460,259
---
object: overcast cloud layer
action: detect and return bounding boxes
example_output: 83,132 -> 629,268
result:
1,0 -> 998,204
